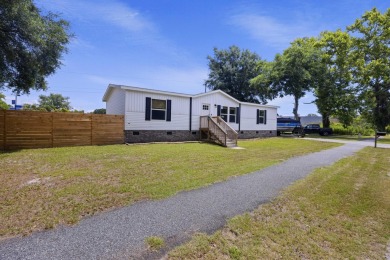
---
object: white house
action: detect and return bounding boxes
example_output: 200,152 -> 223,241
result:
103,84 -> 278,145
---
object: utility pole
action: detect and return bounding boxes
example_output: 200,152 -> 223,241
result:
14,92 -> 20,110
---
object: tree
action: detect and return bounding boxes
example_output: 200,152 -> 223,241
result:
0,0 -> 71,94
249,60 -> 279,103
93,108 -> 106,114
347,8 -> 390,131
205,46 -> 266,103
0,93 -> 9,110
24,93 -> 71,112
252,38 -> 318,120
312,30 -> 358,128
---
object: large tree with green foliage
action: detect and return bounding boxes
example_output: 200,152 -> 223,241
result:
23,93 -> 71,112
0,0 -> 71,94
205,45 -> 267,103
312,30 -> 358,128
347,8 -> 390,131
252,38 -> 318,120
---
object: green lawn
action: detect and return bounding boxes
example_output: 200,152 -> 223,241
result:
168,147 -> 390,259
0,138 -> 339,238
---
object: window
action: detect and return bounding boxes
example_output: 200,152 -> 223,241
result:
258,110 -> 266,124
151,99 -> 166,120
221,106 -> 228,122
202,104 -> 209,110
229,107 -> 236,123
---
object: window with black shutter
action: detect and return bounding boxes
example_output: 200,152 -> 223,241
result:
166,99 -> 171,122
145,97 -> 151,121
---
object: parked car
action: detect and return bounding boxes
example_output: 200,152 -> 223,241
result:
304,124 -> 333,136
277,118 -> 304,136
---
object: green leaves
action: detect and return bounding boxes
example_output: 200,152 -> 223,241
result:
23,93 -> 71,112
0,93 -> 9,110
347,8 -> 390,131
251,37 -> 319,119
205,45 -> 265,103
0,0 -> 72,94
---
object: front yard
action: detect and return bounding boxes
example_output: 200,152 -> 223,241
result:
0,138 -> 339,238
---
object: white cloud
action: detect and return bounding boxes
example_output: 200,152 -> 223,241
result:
229,13 -> 319,50
36,0 -> 156,39
36,0 -> 187,59
97,3 -> 155,33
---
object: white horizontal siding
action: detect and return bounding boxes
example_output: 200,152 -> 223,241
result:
119,88 -> 277,132
240,105 -> 277,130
192,92 -> 239,130
125,90 -> 191,130
192,92 -> 239,116
106,88 -> 125,115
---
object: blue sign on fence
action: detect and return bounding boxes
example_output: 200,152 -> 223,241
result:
11,100 -> 15,104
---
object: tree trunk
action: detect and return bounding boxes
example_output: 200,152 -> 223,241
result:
322,114 -> 330,128
293,96 -> 299,121
373,83 -> 389,132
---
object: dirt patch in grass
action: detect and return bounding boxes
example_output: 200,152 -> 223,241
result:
168,147 -> 390,259
0,138 -> 339,238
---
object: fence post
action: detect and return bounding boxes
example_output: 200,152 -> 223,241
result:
90,114 -> 93,145
2,110 -> 6,150
51,113 -> 54,148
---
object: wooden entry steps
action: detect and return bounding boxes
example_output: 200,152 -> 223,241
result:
200,116 -> 238,148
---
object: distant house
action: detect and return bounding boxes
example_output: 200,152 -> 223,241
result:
103,84 -> 278,146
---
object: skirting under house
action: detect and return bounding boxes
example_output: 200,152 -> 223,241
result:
124,130 -> 277,143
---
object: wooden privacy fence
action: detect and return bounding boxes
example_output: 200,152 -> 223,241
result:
0,110 -> 124,150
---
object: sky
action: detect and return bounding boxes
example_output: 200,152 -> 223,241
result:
4,0 -> 389,116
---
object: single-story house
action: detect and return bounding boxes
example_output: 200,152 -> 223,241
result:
103,84 -> 278,146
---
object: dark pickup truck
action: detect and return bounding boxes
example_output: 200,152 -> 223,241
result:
304,124 -> 333,136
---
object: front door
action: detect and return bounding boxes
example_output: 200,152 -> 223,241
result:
201,103 -> 211,116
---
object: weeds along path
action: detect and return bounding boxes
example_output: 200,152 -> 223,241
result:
0,143 -> 364,260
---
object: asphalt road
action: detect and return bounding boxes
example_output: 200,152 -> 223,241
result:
0,142 -> 365,259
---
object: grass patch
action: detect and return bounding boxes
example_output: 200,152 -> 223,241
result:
168,147 -> 390,259
145,236 -> 165,250
0,138 -> 339,238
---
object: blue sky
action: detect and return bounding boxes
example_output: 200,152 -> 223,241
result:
5,0 -> 388,115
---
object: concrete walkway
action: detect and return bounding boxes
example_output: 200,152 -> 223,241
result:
0,143 -> 367,259
304,137 -> 390,148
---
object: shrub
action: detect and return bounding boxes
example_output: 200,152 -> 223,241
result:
331,117 -> 374,136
